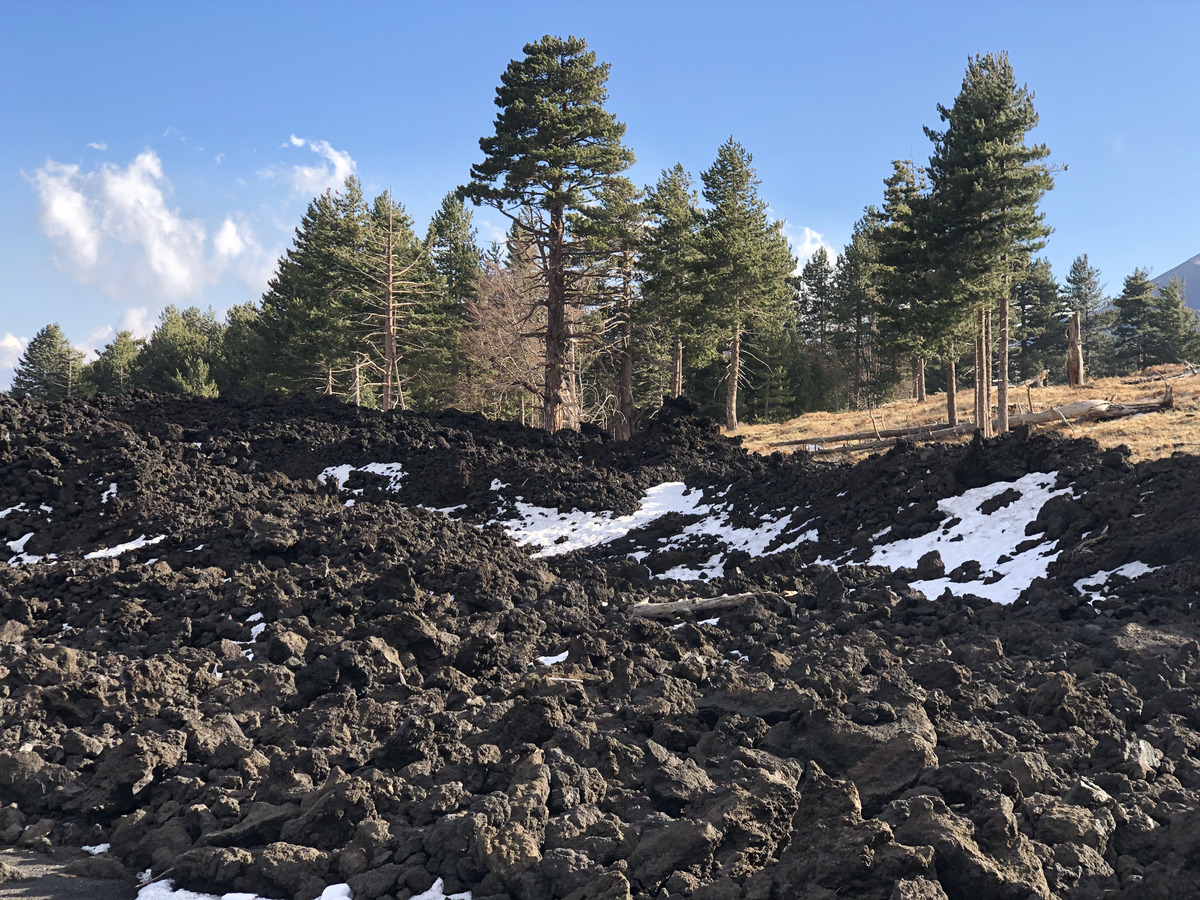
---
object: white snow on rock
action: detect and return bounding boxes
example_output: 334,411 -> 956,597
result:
412,877 -> 472,900
85,534 -> 167,560
319,462 -> 406,491
83,842 -> 110,854
489,481 -> 818,580
494,481 -> 702,557
868,471 -> 1070,605
1074,561 -> 1162,600
537,651 -> 569,665
101,482 -> 118,503
6,531 -> 52,566
138,881 -> 357,900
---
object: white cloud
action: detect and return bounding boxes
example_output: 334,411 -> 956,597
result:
87,140 -> 107,151
285,135 -> 357,195
26,150 -> 271,307
119,306 -> 155,339
79,324 -> 114,359
213,217 -> 247,258
0,333 -> 29,389
98,150 -> 208,298
784,224 -> 839,271
28,161 -> 102,269
0,333 -> 28,371
214,153 -> 224,164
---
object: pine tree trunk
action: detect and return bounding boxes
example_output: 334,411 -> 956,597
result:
726,325 -> 741,432
946,357 -> 958,427
1067,310 -> 1084,387
997,295 -> 1010,434
615,272 -> 635,441
671,336 -> 684,399
915,358 -> 927,402
544,206 -> 569,432
984,309 -> 993,419
382,208 -> 398,413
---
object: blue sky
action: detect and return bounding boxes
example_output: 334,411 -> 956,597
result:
2,1 -> 1198,386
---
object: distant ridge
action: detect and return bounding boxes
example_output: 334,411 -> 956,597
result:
1151,253 -> 1200,310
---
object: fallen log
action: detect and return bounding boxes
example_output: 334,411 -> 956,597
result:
770,421 -> 951,448
629,591 -> 797,619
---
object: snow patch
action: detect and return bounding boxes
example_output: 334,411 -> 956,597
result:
319,462 -> 406,492
868,472 -> 1069,605
85,534 -> 167,559
101,482 -> 117,503
537,651 -> 569,665
83,842 -> 110,854
138,880 -> 357,900
1074,561 -> 1162,599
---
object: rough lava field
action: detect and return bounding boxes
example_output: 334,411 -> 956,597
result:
3,393 -> 1200,900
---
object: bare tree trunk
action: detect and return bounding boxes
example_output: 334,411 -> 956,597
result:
544,206 -> 569,432
726,324 -> 741,431
382,209 -> 397,412
997,295 -> 1010,434
913,357 -> 927,402
946,357 -> 958,427
671,336 -> 683,399
614,261 -> 635,440
974,310 -> 992,437
1066,310 -> 1084,387
325,368 -> 334,396
519,393 -> 526,427
984,309 -> 993,419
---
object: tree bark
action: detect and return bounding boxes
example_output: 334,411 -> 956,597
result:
984,308 -> 993,420
913,357 -> 927,402
1067,310 -> 1084,387
544,205 -> 569,432
726,324 -> 741,431
946,357 -> 958,427
614,265 -> 635,440
997,295 -> 1010,434
671,336 -> 684,399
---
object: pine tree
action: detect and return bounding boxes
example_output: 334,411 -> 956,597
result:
1062,254 -> 1116,378
214,303 -> 268,400
1114,268 -> 1157,372
1146,276 -> 1199,364
875,160 -> 949,413
427,191 -> 483,310
924,52 -> 1055,434
572,176 -> 646,438
799,247 -> 837,354
461,35 -> 635,432
833,210 -> 890,409
639,165 -> 705,399
258,177 -> 369,395
132,306 -> 224,396
1010,257 -> 1061,380
10,324 -> 85,401
83,330 -> 144,396
696,138 -> 795,431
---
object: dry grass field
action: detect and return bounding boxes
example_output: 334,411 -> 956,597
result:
736,363 -> 1200,462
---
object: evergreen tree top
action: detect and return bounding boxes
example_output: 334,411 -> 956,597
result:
462,34 -> 635,215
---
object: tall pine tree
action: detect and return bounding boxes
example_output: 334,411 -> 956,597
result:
924,52 -> 1054,434
461,34 -> 635,432
696,138 -> 795,431
639,164 -> 704,399
11,324 -> 85,401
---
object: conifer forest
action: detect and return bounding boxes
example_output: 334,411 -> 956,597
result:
12,38 -> 1200,433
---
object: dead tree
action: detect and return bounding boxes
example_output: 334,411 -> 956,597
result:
1066,310 -> 1084,388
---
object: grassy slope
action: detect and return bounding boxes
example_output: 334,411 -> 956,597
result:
737,364 -> 1200,462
